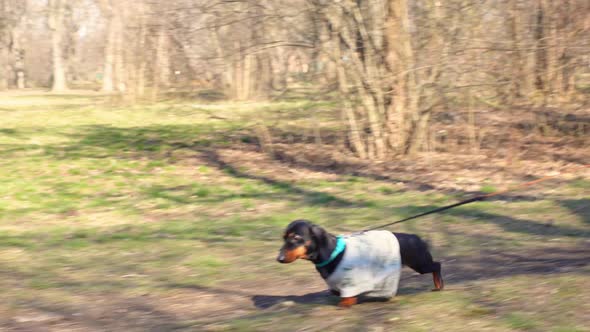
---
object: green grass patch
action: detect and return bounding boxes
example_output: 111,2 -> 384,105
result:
569,178 -> 590,189
480,184 -> 497,194
504,313 -> 539,330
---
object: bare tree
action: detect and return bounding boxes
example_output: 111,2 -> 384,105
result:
2,0 -> 588,160
0,0 -> 27,90
96,0 -> 116,92
48,0 -> 68,92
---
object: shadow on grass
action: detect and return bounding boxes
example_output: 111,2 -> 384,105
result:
58,124 -> 237,158
0,128 -> 19,135
442,246 -> 590,284
5,295 -> 188,331
448,207 -> 589,238
394,204 -> 590,238
13,94 -> 106,101
0,122 -> 440,198
0,222 -> 233,250
197,148 -> 365,208
15,124 -> 365,208
268,146 -> 547,202
251,280 -> 427,309
0,103 -> 105,114
0,263 -> 188,330
163,89 -> 226,102
1,121 -> 561,206
252,291 -> 334,309
559,199 -> 590,224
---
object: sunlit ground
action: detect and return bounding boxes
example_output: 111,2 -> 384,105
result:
0,91 -> 588,331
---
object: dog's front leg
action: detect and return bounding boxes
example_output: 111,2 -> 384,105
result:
329,289 -> 341,296
338,297 -> 357,308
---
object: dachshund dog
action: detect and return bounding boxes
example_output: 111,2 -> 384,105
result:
277,220 -> 443,307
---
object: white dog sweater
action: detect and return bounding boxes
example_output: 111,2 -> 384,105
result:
325,230 -> 402,298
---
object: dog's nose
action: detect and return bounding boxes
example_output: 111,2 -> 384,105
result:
277,252 -> 285,263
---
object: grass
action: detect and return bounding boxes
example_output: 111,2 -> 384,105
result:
0,91 -> 588,331
504,313 -> 539,330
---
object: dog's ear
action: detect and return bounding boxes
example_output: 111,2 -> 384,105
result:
308,224 -> 332,262
309,224 -> 327,245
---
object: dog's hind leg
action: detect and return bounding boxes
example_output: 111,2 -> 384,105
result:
409,258 -> 444,291
430,261 -> 444,291
394,233 -> 444,291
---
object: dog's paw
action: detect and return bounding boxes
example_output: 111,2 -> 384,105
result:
337,297 -> 357,308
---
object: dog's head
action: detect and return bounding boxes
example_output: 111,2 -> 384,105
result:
277,220 -> 327,263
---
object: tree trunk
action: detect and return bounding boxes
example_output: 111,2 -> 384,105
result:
101,15 -> 116,92
256,52 -> 273,99
114,16 -> 125,93
10,28 -> 25,89
0,0 -> 6,89
0,49 -> 7,89
534,0 -> 547,97
386,0 -> 417,153
49,0 -> 67,92
135,10 -> 148,98
330,11 -> 367,159
211,27 -> 232,97
155,28 -> 170,88
152,25 -> 170,101
507,0 -> 524,102
241,53 -> 253,100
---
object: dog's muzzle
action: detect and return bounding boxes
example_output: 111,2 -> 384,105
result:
277,250 -> 286,263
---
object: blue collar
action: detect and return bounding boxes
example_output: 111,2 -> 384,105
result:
315,236 -> 346,268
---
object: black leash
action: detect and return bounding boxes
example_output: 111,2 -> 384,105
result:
363,164 -> 589,231
363,196 -> 484,231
